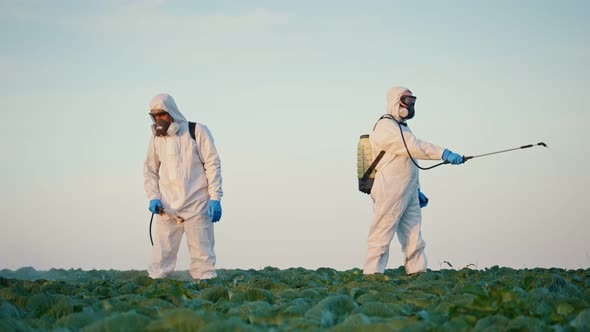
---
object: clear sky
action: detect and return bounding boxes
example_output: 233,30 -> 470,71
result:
1,0 -> 588,272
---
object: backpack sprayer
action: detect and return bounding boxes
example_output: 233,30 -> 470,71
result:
357,114 -> 548,194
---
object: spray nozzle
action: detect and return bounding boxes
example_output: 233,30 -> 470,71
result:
537,142 -> 548,148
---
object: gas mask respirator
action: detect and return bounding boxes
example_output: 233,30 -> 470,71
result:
152,118 -> 172,136
399,95 -> 416,120
150,110 -> 179,136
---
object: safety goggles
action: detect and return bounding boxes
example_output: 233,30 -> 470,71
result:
149,110 -> 170,123
400,95 -> 417,106
150,108 -> 168,115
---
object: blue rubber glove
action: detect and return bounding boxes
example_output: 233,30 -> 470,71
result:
208,200 -> 222,223
418,191 -> 429,208
149,199 -> 162,214
442,149 -> 465,165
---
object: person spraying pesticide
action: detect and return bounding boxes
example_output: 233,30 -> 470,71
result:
360,86 -> 464,276
358,86 -> 548,276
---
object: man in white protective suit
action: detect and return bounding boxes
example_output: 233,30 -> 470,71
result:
363,86 -> 464,276
144,93 -> 223,280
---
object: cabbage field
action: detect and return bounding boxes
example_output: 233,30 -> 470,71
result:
1,266 -> 589,331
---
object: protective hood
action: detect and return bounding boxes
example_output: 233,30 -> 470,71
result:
149,94 -> 188,124
386,86 -> 411,122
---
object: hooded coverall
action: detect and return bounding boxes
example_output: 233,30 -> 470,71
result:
144,94 -> 222,279
363,86 -> 444,275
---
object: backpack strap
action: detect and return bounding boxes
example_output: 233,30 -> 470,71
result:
363,114 -> 402,179
361,150 -> 386,181
363,114 -> 399,176
188,121 -> 206,165
188,121 -> 196,142
373,114 -> 405,130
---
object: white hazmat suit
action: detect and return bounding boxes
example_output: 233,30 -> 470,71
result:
363,86 -> 444,275
144,94 -> 223,279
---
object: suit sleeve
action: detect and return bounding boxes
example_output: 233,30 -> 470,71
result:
143,135 -> 161,200
373,120 -> 445,160
195,124 -> 223,200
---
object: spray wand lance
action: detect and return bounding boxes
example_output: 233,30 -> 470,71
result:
149,207 -> 185,246
400,126 -> 548,170
394,116 -> 548,169
456,142 -> 548,163
149,207 -> 164,246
